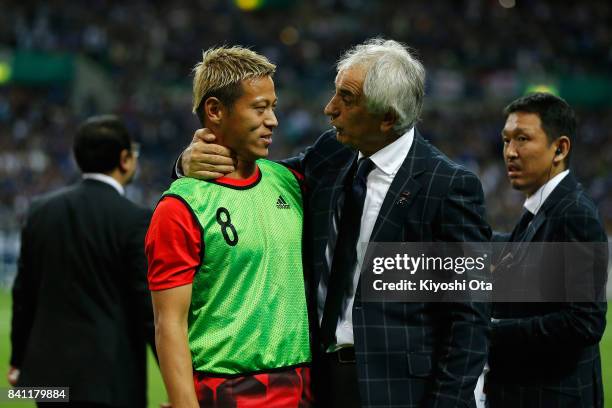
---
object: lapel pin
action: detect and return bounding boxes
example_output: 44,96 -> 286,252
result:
397,191 -> 411,206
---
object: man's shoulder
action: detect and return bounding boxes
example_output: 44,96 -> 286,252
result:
545,177 -> 606,240
77,180 -> 151,222
89,188 -> 152,227
552,183 -> 601,220
415,136 -> 481,188
259,158 -> 293,174
27,182 -> 150,225
27,184 -> 80,215
311,128 -> 341,148
423,138 -> 472,175
164,177 -> 210,194
117,195 -> 151,218
308,129 -> 353,163
259,159 -> 304,185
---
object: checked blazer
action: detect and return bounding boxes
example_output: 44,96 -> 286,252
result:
488,173 -> 608,408
284,129 -> 492,408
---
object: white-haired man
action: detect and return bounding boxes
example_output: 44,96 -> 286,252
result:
177,39 -> 491,408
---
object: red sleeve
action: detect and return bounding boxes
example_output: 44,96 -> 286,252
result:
287,167 -> 304,182
286,166 -> 307,194
145,196 -> 202,291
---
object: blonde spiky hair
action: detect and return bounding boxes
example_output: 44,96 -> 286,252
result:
192,46 -> 276,122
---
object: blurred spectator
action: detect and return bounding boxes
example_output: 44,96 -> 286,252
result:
9,115 -> 155,407
0,0 -> 610,239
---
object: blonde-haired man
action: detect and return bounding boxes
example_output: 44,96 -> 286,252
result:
146,46 -> 312,407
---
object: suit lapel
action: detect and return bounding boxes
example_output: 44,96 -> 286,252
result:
520,173 -> 577,243
312,152 -> 356,287
508,173 -> 577,267
370,133 -> 428,242
518,213 -> 544,244
329,152 -> 357,233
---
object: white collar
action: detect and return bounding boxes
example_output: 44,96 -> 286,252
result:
524,169 -> 570,215
358,127 -> 415,176
82,173 -> 125,196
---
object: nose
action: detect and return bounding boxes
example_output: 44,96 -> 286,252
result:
504,140 -> 518,160
264,109 -> 278,129
324,95 -> 339,119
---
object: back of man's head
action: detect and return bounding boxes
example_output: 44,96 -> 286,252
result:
73,115 -> 132,174
192,46 -> 276,125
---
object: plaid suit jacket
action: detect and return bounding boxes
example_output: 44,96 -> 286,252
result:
488,173 -> 608,408
285,129 -> 492,408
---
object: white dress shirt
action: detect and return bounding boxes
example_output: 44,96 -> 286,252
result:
524,169 -> 570,215
82,173 -> 125,196
318,127 -> 415,348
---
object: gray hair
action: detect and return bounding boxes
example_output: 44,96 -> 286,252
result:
337,38 -> 426,133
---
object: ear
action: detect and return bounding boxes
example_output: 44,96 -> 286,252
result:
204,97 -> 224,125
379,111 -> 398,133
118,148 -> 132,173
552,136 -> 571,165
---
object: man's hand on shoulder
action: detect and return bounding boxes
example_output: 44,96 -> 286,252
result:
181,128 -> 236,180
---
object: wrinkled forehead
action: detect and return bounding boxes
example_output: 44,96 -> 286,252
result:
334,66 -> 367,92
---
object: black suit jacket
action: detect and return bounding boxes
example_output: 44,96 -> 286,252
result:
488,173 -> 608,408
285,130 -> 492,408
11,179 -> 154,408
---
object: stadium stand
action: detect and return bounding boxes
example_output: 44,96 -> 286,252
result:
0,0 -> 611,284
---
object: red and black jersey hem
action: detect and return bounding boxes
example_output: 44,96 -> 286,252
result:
193,361 -> 311,379
281,163 -> 307,195
161,194 -> 206,266
207,165 -> 262,190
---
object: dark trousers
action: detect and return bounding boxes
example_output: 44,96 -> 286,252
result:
313,347 -> 361,408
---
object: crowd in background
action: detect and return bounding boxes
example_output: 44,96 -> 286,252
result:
1,0 -> 611,239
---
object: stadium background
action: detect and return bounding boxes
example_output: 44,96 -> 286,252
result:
0,0 -> 610,406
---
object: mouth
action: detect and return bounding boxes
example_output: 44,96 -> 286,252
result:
506,164 -> 521,177
260,134 -> 272,146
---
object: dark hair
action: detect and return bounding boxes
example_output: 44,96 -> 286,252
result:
195,82 -> 243,126
503,92 -> 576,166
73,115 -> 132,173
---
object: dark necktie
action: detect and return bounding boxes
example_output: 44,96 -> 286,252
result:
320,157 -> 375,346
510,209 -> 534,242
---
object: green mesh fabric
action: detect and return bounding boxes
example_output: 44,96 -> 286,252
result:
163,159 -> 311,375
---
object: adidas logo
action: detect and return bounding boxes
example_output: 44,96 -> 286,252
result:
276,195 -> 290,209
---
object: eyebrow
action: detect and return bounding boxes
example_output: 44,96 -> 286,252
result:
251,97 -> 277,105
338,89 -> 355,98
502,127 -> 530,136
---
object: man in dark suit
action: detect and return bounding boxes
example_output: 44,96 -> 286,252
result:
487,93 -> 608,407
9,115 -> 155,408
178,38 -> 491,407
